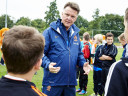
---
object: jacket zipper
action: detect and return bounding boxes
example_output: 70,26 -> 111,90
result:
68,47 -> 70,87
55,28 -> 78,86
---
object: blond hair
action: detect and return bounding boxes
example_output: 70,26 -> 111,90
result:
94,34 -> 103,43
125,8 -> 128,23
118,33 -> 125,41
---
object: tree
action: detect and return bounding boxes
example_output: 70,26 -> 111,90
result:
44,0 -> 60,27
31,19 -> 46,33
75,15 -> 89,29
100,14 -> 124,37
15,17 -> 31,26
79,27 -> 87,36
88,8 -> 102,35
92,8 -> 100,19
0,14 -> 14,29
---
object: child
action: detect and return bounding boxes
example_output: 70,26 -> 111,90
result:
0,25 -> 47,96
104,7 -> 128,96
118,33 -> 127,57
91,34 -> 103,96
99,32 -> 118,95
76,32 -> 91,95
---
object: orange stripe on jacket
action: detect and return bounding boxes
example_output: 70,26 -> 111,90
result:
31,85 -> 47,96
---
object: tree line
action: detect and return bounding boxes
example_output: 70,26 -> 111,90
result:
0,0 -> 124,37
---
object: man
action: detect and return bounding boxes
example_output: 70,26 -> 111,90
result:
104,8 -> 128,96
41,2 -> 92,96
0,25 -> 46,96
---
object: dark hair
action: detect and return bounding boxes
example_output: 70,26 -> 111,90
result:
105,32 -> 114,39
83,32 -> 90,41
2,25 -> 45,74
64,2 -> 80,14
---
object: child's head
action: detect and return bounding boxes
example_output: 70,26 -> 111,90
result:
94,34 -> 103,44
118,33 -> 126,46
83,32 -> 90,43
2,25 -> 45,74
105,32 -> 114,45
124,8 -> 128,42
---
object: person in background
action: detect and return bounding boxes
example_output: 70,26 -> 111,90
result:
104,7 -> 128,96
0,28 -> 9,65
41,2 -> 92,96
91,34 -> 103,96
76,32 -> 91,95
118,33 -> 127,57
102,35 -> 106,45
99,32 -> 117,95
0,25 -> 46,96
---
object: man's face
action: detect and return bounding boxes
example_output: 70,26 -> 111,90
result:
106,37 -> 113,45
61,6 -> 78,30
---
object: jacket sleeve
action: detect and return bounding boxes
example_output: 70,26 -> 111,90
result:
105,61 -> 126,96
95,46 -> 103,62
98,45 -> 104,58
41,28 -> 51,69
77,38 -> 86,67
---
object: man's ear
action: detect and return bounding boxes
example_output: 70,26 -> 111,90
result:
2,55 -> 5,63
34,59 -> 42,70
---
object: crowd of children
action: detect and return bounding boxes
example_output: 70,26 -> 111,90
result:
76,32 -> 120,96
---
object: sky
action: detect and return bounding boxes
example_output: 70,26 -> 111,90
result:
0,0 -> 128,21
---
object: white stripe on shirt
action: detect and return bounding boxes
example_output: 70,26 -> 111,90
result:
104,60 -> 121,96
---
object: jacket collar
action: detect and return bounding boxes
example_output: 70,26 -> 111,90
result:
121,56 -> 128,67
50,19 -> 80,36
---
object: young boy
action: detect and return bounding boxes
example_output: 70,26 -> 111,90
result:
92,34 -> 103,96
0,25 -> 47,96
104,8 -> 128,96
76,32 -> 91,95
99,32 -> 118,95
118,33 -> 127,57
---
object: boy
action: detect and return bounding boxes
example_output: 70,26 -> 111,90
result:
0,25 -> 47,96
118,33 -> 127,57
104,8 -> 128,96
99,32 -> 117,95
76,32 -> 91,94
91,34 -> 103,96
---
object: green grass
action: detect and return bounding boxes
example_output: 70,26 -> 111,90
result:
0,48 -> 123,96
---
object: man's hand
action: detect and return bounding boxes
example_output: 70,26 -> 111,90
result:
83,62 -> 92,75
49,62 -> 61,73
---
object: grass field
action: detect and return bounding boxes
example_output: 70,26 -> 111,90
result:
0,48 -> 123,96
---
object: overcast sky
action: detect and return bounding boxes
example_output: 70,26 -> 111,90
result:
0,0 -> 128,21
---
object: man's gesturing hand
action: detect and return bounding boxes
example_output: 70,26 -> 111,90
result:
49,62 -> 61,73
83,62 -> 92,75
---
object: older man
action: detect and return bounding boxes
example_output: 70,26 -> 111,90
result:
41,2 -> 92,96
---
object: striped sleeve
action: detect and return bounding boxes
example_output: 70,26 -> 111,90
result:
104,60 -> 121,96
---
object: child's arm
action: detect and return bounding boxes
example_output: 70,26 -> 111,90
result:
99,55 -> 112,60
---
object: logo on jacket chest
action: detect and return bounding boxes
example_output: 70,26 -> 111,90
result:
55,36 -> 59,38
74,36 -> 77,41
